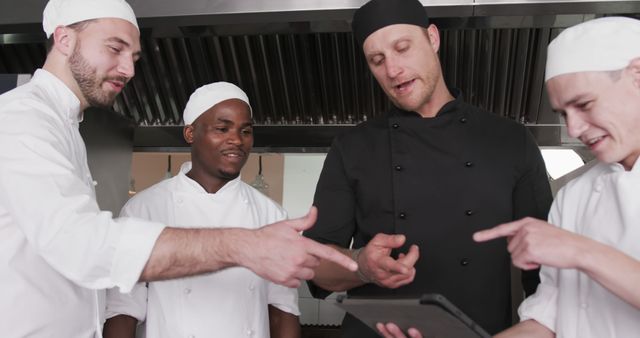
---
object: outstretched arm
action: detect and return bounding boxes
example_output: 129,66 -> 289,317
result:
475,217 -> 640,309
141,207 -> 357,288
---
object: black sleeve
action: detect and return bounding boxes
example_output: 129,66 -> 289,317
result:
513,128 -> 554,296
303,138 -> 357,299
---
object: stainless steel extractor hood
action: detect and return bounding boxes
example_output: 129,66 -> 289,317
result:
0,0 -> 638,151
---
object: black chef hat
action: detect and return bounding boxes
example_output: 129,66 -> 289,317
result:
352,0 -> 430,47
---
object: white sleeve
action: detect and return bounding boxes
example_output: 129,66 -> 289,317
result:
106,283 -> 148,322
0,115 -> 165,293
517,265 -> 558,331
267,283 -> 300,316
517,192 -> 565,332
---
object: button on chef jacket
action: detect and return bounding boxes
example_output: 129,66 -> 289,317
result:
519,159 -> 640,338
106,162 -> 299,338
0,69 -> 166,337
305,90 -> 553,336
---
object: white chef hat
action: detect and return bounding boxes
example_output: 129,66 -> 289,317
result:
42,0 -> 139,38
545,16 -> 640,82
183,82 -> 252,125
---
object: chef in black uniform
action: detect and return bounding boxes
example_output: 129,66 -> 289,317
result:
303,0 -> 553,336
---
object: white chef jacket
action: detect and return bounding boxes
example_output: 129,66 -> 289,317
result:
0,69 -> 166,338
519,158 -> 640,338
106,162 -> 299,338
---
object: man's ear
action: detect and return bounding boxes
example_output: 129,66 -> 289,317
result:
183,125 -> 195,144
51,26 -> 75,56
426,24 -> 441,53
628,57 -> 640,88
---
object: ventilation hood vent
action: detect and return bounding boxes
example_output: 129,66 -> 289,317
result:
0,0 -> 638,150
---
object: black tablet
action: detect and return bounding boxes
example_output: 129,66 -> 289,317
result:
334,293 -> 490,338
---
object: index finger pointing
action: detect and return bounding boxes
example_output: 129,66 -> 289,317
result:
473,220 -> 526,242
303,238 -> 358,271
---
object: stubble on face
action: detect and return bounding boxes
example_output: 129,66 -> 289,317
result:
389,68 -> 438,113
68,40 -> 127,109
365,25 -> 443,116
216,165 -> 242,181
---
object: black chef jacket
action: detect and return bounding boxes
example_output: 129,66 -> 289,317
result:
304,91 -> 553,337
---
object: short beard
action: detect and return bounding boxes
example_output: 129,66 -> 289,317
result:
391,71 -> 437,113
218,169 -> 240,181
68,42 -> 123,109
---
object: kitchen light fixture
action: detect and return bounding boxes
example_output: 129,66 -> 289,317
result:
250,155 -> 270,195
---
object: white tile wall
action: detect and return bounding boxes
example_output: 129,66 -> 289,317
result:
283,154 -> 346,325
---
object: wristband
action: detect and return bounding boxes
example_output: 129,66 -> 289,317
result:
351,248 -> 373,283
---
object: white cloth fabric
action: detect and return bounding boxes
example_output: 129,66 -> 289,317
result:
545,17 -> 640,81
42,0 -> 139,38
0,69 -> 165,338
183,81 -> 252,125
518,158 -> 640,338
106,162 -> 299,338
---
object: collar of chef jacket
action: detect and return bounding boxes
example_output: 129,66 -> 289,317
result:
32,69 -> 83,124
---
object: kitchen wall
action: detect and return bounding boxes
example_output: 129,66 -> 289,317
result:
281,154 -> 346,326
